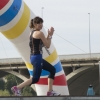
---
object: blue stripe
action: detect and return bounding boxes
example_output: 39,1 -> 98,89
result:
0,0 -> 22,26
28,61 -> 63,76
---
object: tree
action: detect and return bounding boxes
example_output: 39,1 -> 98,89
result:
5,74 -> 23,94
4,74 -> 36,96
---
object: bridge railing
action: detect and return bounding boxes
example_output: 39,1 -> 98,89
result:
0,53 -> 100,64
0,58 -> 24,64
59,53 -> 100,61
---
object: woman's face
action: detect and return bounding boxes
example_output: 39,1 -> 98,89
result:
34,23 -> 43,30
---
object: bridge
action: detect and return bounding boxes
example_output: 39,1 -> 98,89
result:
0,53 -> 100,96
0,53 -> 100,69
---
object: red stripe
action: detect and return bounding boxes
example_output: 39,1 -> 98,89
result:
0,0 -> 9,10
36,74 -> 67,86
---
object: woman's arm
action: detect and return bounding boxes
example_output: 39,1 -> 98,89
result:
32,27 -> 54,48
39,27 -> 54,48
39,31 -> 52,48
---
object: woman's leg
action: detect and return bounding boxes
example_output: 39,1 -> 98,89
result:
42,59 -> 60,96
17,78 -> 32,89
11,54 -> 42,96
17,54 -> 42,89
17,58 -> 54,91
42,59 -> 56,92
48,78 -> 54,92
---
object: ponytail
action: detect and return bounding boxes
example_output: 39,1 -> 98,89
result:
29,19 -> 34,29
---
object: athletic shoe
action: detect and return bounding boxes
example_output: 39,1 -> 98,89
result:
47,90 -> 60,96
11,86 -> 21,96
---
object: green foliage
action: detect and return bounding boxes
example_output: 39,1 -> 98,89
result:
0,74 -> 36,96
0,90 -> 10,96
5,74 -> 23,94
22,86 -> 36,96
5,74 -> 23,84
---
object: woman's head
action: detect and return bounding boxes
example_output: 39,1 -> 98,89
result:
29,16 -> 43,30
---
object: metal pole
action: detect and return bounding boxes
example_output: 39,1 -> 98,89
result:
99,61 -> 100,95
88,13 -> 91,58
41,7 -> 44,18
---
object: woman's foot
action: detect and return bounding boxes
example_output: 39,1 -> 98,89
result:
47,90 -> 60,96
11,86 -> 21,96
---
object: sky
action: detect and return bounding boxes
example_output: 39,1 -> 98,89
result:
0,0 -> 100,58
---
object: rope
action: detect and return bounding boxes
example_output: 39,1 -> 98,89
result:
44,26 -> 87,53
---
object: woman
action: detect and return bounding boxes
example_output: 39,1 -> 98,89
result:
11,16 -> 60,96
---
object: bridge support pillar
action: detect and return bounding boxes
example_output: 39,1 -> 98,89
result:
72,67 -> 76,71
19,69 -> 30,78
63,67 -> 72,75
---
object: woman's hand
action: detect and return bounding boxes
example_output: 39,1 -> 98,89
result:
48,27 -> 54,36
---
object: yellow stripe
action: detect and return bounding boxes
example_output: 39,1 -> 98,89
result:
45,49 -> 58,63
25,49 -> 58,70
25,63 -> 33,70
1,3 -> 30,39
